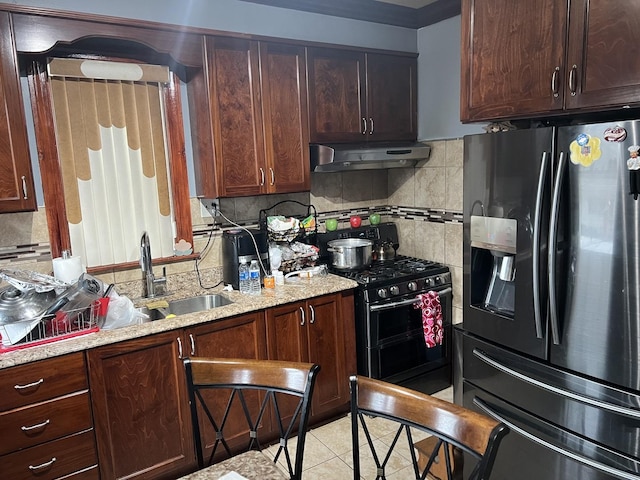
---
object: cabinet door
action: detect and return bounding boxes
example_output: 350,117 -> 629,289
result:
87,331 -> 195,480
186,313 -> 270,460
306,294 -> 348,418
565,0 -> 640,110
460,0 -> 567,121
0,12 -> 36,212
307,48 -> 366,143
366,53 -> 417,142
260,42 -> 310,194
207,37 -> 266,197
266,301 -> 308,363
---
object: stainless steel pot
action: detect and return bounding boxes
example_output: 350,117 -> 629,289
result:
0,285 -> 57,325
327,238 -> 373,270
372,240 -> 398,261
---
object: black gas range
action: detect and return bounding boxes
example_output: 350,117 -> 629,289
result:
317,223 -> 453,394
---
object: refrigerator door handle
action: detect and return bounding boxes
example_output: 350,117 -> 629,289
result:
473,397 -> 640,480
548,151 -> 567,345
473,348 -> 640,419
532,151 -> 549,338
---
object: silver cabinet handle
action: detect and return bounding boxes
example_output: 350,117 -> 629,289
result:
259,168 -> 265,186
21,419 -> 50,432
21,175 -> 28,199
473,348 -> 640,419
14,378 -> 44,390
269,167 -> 275,186
362,117 -> 367,135
369,117 -> 374,135
177,337 -> 183,359
309,305 -> 315,324
299,306 -> 305,326
29,458 -> 57,471
474,398 -> 640,480
551,67 -> 560,97
568,64 -> 577,96
189,333 -> 195,356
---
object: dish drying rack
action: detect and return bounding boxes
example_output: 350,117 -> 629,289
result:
259,200 -> 319,274
0,300 -> 105,353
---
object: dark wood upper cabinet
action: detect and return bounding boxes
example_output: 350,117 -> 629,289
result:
565,0 -> 640,110
307,47 -> 417,143
461,0 -> 640,122
0,12 -> 36,213
191,37 -> 309,198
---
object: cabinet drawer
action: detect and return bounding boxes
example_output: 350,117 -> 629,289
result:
0,352 -> 87,411
0,391 -> 92,455
0,429 -> 97,480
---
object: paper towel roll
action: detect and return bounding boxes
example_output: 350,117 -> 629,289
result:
52,256 -> 85,284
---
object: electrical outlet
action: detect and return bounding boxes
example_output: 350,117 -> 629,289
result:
199,199 -> 220,218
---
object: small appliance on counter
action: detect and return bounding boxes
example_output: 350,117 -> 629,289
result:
222,228 -> 269,290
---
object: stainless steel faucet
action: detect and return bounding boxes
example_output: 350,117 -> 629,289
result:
140,231 -> 167,298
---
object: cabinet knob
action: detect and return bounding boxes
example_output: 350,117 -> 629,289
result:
309,305 -> 316,324
270,167 -> 275,186
259,168 -> 265,186
21,175 -> 28,200
299,306 -> 306,326
29,458 -> 57,472
14,378 -> 44,390
362,117 -> 367,135
369,117 -> 374,135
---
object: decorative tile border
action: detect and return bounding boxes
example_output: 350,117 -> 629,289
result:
1,206 -> 463,264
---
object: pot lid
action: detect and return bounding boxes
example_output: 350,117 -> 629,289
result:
327,238 -> 373,248
0,285 -> 57,325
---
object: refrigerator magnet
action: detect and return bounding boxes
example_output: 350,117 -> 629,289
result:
604,125 -> 627,142
569,134 -> 601,166
627,145 -> 640,199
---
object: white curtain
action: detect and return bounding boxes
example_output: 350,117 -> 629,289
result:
48,58 -> 175,267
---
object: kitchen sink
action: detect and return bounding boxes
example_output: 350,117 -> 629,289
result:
140,294 -> 233,321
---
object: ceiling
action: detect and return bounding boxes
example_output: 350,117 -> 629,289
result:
238,0 -> 461,29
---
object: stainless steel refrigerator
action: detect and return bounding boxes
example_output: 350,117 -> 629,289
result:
462,120 -> 640,480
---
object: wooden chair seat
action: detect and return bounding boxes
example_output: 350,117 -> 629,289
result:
350,375 -> 509,480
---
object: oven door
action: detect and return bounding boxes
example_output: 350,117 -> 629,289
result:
364,286 -> 452,388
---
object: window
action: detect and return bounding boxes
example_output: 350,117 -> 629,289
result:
28,56 -> 193,272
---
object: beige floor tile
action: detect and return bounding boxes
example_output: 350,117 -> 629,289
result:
340,438 -> 411,479
310,415 -> 360,456
302,457 -> 355,480
264,433 -> 336,472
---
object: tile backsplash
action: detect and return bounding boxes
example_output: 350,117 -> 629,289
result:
0,138 -> 464,322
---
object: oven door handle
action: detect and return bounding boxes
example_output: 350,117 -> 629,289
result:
369,287 -> 452,312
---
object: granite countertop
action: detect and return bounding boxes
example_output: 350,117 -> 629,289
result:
0,274 -> 357,369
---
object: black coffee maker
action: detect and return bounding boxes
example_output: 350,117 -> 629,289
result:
222,229 -> 269,290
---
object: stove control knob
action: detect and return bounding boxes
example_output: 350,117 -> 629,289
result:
377,288 -> 389,299
434,276 -> 442,285
407,281 -> 418,292
424,278 -> 432,287
389,285 -> 400,296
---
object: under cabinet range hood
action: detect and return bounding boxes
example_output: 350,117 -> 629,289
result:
310,142 -> 431,172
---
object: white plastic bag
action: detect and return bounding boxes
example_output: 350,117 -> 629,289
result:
101,291 -> 149,330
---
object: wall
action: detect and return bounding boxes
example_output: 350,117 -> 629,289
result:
417,15 -> 484,141
8,0 -> 417,52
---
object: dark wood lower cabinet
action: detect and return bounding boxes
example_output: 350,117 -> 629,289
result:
88,292 -> 355,479
87,331 -> 195,480
266,293 -> 352,421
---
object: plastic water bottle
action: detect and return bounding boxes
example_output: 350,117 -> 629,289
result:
239,260 -> 250,294
249,260 -> 261,295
